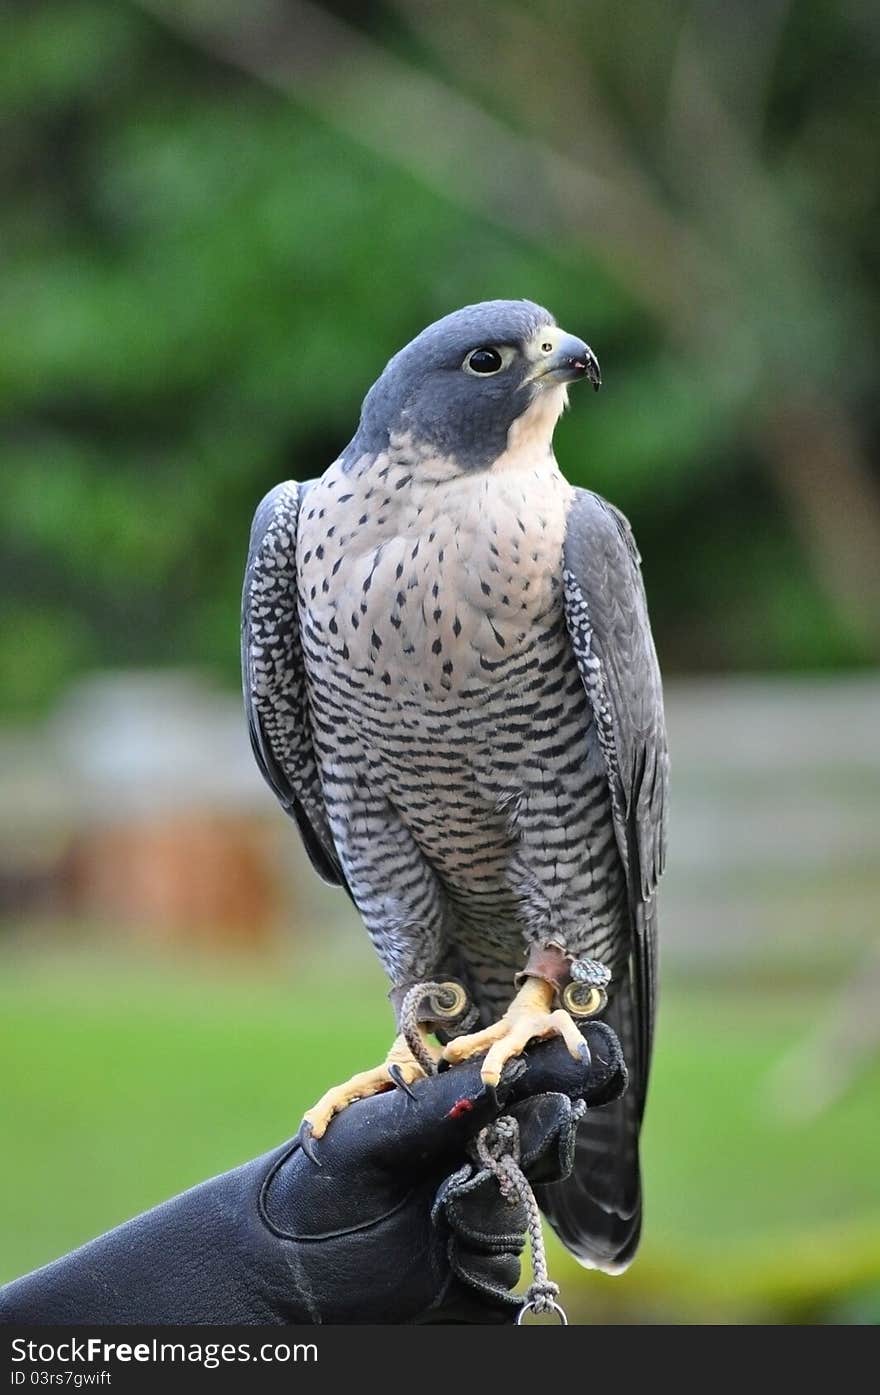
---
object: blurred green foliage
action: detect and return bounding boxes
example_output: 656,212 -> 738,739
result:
1,0 -> 879,718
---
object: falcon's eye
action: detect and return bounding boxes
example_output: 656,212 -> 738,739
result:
541,342 -> 553,353
464,347 -> 503,376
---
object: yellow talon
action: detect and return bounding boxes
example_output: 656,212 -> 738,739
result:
303,1030 -> 441,1139
442,977 -> 588,1086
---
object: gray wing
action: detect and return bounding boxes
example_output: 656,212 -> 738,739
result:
562,486 -> 667,1087
241,481 -> 347,890
535,487 -> 667,1272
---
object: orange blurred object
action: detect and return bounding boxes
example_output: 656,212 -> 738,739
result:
65,814 -> 279,950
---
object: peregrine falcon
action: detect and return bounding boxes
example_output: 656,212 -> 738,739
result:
242,300 -> 667,1272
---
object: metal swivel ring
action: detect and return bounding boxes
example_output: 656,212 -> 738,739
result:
561,980 -> 608,1018
426,980 -> 469,1021
517,1299 -> 569,1325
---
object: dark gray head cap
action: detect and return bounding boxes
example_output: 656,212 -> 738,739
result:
401,299 -> 555,359
344,299 -> 557,472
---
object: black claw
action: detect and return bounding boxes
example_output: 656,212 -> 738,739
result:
481,1083 -> 502,1112
577,1040 -> 591,1067
295,1120 -> 322,1167
388,1063 -> 417,1099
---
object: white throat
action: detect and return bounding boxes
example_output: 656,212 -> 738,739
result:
490,384 -> 568,474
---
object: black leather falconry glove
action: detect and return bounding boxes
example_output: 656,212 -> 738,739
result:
0,1025 -> 626,1326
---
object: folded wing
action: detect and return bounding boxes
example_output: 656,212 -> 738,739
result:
536,487 -> 667,1270
241,481 -> 347,890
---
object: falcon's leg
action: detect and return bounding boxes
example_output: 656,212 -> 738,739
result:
443,975 -> 588,1086
300,784 -> 451,1145
302,1028 -> 442,1141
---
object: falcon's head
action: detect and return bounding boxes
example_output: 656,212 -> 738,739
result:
346,299 -> 600,472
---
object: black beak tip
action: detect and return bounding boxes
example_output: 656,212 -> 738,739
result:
570,350 -> 601,391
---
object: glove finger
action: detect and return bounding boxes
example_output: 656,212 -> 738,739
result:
434,1167 -> 528,1249
505,1022 -> 627,1110
445,1242 -> 523,1310
300,1021 -> 625,1179
506,1092 -> 578,1185
376,1020 -> 626,1170
329,1054 -> 518,1175
433,1169 -> 526,1320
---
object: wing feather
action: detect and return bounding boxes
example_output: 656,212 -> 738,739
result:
562,487 -> 667,1092
241,481 -> 347,890
537,488 -> 667,1272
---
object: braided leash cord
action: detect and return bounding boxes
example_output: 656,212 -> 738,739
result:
400,983 -> 585,1325
475,1114 -> 565,1321
399,981 -> 453,1073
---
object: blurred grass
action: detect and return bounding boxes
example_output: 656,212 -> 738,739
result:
1,942 -> 878,1321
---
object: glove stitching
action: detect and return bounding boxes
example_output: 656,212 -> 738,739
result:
259,1140 -> 416,1241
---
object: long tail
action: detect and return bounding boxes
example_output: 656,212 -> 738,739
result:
534,982 -> 644,1273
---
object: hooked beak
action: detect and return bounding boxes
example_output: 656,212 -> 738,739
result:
538,333 -> 601,391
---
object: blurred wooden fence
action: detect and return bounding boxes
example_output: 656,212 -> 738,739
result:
0,668 -> 877,973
